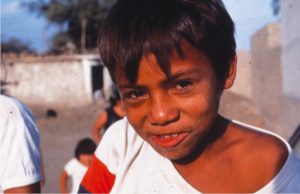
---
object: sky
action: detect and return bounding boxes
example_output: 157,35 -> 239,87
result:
1,0 -> 277,53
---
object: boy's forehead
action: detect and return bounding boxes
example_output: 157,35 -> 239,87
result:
114,41 -> 210,85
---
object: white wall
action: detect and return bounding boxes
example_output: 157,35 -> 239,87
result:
4,58 -> 92,111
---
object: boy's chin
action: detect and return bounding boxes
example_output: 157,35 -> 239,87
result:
157,146 -> 204,165
153,147 -> 192,162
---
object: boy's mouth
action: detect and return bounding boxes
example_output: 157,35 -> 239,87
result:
151,132 -> 188,148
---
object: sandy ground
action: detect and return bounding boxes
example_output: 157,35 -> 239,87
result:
36,91 -> 265,193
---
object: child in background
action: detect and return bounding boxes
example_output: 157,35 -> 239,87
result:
92,90 -> 125,143
59,138 -> 96,194
79,0 -> 300,193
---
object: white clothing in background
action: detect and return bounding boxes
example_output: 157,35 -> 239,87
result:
64,158 -> 87,194
0,95 -> 41,192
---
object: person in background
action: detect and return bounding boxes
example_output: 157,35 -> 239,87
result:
92,90 -> 125,143
59,138 -> 96,194
0,94 -> 41,193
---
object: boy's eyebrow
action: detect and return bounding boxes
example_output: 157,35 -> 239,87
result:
161,69 -> 203,86
167,69 -> 201,81
118,69 -> 202,90
118,83 -> 143,90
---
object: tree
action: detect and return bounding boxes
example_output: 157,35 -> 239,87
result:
1,38 -> 34,54
49,32 -> 76,54
24,0 -> 114,53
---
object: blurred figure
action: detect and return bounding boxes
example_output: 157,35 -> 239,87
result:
59,138 -> 96,194
92,90 -> 125,143
0,94 -> 41,193
102,67 -> 114,101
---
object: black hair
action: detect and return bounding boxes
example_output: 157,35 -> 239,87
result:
98,0 -> 236,85
74,138 -> 97,160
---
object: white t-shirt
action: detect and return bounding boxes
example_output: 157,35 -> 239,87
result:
0,95 -> 41,192
80,118 -> 300,193
64,158 -> 87,194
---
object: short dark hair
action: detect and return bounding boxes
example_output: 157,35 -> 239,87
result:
98,0 -> 236,85
75,138 -> 96,159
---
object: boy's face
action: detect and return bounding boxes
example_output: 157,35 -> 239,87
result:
116,41 -> 235,161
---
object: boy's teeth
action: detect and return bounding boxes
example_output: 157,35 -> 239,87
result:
159,134 -> 178,138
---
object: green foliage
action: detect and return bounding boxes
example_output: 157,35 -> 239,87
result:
1,38 -> 34,54
24,0 -> 114,53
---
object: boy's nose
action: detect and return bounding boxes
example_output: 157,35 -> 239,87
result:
147,94 -> 179,126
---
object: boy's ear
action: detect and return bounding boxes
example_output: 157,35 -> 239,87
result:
224,54 -> 237,89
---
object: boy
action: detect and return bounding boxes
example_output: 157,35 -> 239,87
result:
60,138 -> 96,194
79,0 -> 300,193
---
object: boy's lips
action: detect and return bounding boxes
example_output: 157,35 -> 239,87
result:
151,132 -> 189,148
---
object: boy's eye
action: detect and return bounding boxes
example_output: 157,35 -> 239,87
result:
173,80 -> 193,91
123,90 -> 147,103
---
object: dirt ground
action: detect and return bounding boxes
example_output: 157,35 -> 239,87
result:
36,101 -> 106,193
36,91 -> 265,193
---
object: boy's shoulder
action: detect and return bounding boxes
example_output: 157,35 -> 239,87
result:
228,120 -> 289,158
225,120 -> 289,187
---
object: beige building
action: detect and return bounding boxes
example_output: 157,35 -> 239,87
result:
247,0 -> 300,140
1,54 -> 112,113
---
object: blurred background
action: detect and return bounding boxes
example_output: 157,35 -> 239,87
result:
1,0 -> 300,192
